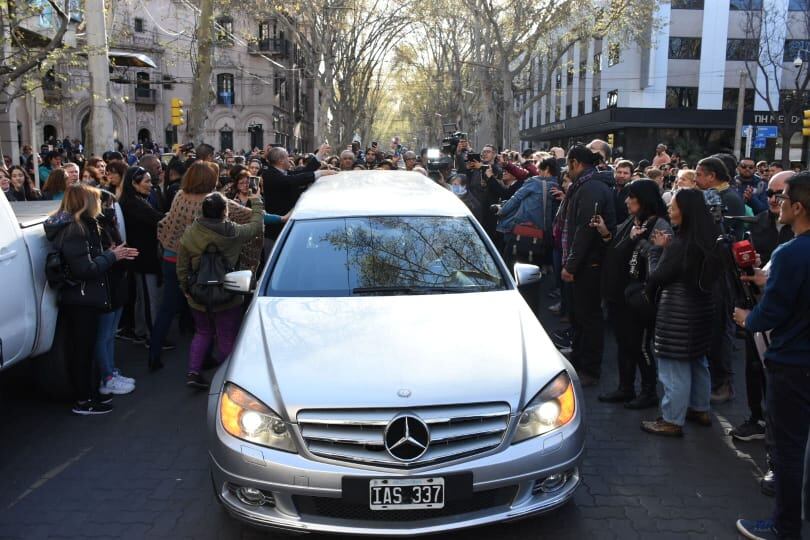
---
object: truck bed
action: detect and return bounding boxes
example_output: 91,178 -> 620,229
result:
9,201 -> 60,228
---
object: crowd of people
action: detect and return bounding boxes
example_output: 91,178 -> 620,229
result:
2,132 -> 809,540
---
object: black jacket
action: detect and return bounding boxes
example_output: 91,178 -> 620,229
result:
44,213 -> 115,310
749,210 -> 794,265
645,237 -> 715,361
614,183 -> 631,224
120,193 -> 164,274
98,210 -> 129,309
563,168 -> 617,274
262,157 -> 320,239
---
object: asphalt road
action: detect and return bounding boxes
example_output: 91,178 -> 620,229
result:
0,281 -> 777,539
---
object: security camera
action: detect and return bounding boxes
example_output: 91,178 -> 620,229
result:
795,56 -> 803,69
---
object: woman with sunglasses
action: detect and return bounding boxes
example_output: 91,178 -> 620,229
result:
120,166 -> 165,348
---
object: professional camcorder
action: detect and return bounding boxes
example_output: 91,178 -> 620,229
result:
441,131 -> 467,156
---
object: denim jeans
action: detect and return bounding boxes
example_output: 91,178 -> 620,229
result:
188,305 -> 243,374
766,363 -> 810,537
149,259 -> 187,361
94,307 -> 123,381
658,356 -> 711,426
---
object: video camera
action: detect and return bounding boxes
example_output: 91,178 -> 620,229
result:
718,216 -> 762,332
441,131 -> 467,156
425,147 -> 452,174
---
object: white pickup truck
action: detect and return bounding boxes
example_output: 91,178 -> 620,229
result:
0,192 -> 69,392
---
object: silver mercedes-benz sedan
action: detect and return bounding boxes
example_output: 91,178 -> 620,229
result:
208,171 -> 585,535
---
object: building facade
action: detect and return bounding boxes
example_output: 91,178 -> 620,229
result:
3,0 -> 317,159
519,0 -> 810,165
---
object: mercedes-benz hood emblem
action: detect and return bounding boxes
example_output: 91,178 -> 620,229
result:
384,415 -> 430,461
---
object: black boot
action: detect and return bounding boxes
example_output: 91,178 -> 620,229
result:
624,389 -> 658,410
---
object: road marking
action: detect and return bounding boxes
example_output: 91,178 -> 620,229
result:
6,446 -> 93,509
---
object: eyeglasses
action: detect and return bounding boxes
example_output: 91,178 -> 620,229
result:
766,189 -> 783,198
774,193 -> 792,202
740,164 -> 755,169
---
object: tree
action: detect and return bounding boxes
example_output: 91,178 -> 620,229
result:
0,0 -> 71,103
741,4 -> 810,167
465,0 -> 657,149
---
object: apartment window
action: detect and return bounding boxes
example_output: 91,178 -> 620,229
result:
216,73 -> 234,105
133,17 -> 144,33
161,74 -> 174,90
669,37 -> 702,60
545,108 -> 551,124
607,43 -> 620,67
566,65 -> 574,84
726,39 -> 758,61
607,89 -> 618,108
593,52 -> 602,73
784,39 -> 810,62
789,0 -> 810,10
592,95 -> 601,110
216,17 -> 233,44
671,0 -> 704,7
666,86 -> 698,108
579,60 -> 587,79
578,100 -> 585,115
729,0 -> 764,9
565,104 -> 572,118
555,72 -> 561,89
722,88 -> 755,109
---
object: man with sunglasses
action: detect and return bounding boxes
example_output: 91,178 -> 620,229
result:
730,172 -> 796,497
735,157 -> 768,215
734,172 -> 810,540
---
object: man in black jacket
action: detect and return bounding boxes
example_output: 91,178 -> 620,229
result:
262,144 -> 335,256
561,144 -> 617,386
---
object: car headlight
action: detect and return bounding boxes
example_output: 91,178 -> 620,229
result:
219,383 -> 296,453
512,371 -> 576,444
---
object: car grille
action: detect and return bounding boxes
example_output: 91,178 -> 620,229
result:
293,486 -> 517,521
297,403 -> 511,467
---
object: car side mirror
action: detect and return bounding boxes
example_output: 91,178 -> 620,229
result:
223,270 -> 254,295
513,263 -> 542,287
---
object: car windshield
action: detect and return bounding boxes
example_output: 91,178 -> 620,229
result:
265,216 -> 506,296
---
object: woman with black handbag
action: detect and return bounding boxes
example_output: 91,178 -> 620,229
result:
592,179 -> 671,409
44,184 -> 137,415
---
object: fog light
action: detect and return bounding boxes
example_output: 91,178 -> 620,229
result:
235,486 -> 275,507
533,472 -> 567,494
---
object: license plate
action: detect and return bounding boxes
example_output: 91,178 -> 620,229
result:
369,477 -> 445,510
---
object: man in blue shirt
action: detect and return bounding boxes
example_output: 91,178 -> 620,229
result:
733,172 -> 810,540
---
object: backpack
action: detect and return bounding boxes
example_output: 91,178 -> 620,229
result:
188,243 -> 236,310
44,230 -> 78,291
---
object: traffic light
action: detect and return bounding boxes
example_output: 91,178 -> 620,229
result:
803,109 -> 810,137
171,98 -> 185,126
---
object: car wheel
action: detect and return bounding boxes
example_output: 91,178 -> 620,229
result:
36,313 -> 72,399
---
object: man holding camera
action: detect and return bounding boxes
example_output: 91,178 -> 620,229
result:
561,144 -> 617,387
733,172 -> 810,540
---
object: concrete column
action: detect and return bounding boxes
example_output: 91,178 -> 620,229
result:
85,0 -> 113,156
698,1 -> 728,110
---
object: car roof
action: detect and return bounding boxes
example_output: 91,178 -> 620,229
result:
291,170 -> 472,220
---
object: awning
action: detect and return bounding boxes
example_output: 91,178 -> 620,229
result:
108,50 -> 158,69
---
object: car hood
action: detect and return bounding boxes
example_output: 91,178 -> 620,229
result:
226,291 -> 569,421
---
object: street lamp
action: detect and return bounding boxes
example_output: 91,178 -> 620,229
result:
793,48 -> 810,69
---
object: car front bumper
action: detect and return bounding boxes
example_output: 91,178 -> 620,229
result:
208,405 -> 585,536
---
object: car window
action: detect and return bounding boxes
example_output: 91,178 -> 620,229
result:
266,216 -> 506,296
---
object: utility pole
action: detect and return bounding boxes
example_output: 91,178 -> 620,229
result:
733,70 -> 747,159
85,0 -> 113,157
187,0 -> 214,144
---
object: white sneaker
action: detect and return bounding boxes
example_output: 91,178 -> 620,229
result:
112,369 -> 135,385
99,377 -> 135,395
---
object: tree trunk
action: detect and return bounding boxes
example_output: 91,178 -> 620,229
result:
187,0 -> 214,145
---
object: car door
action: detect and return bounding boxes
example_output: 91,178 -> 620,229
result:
0,198 -> 35,368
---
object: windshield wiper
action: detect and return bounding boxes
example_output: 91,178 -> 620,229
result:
352,286 -> 480,295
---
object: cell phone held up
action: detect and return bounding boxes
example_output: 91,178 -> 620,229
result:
248,176 -> 260,193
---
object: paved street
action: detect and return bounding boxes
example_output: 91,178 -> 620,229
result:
0,282 -> 777,539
